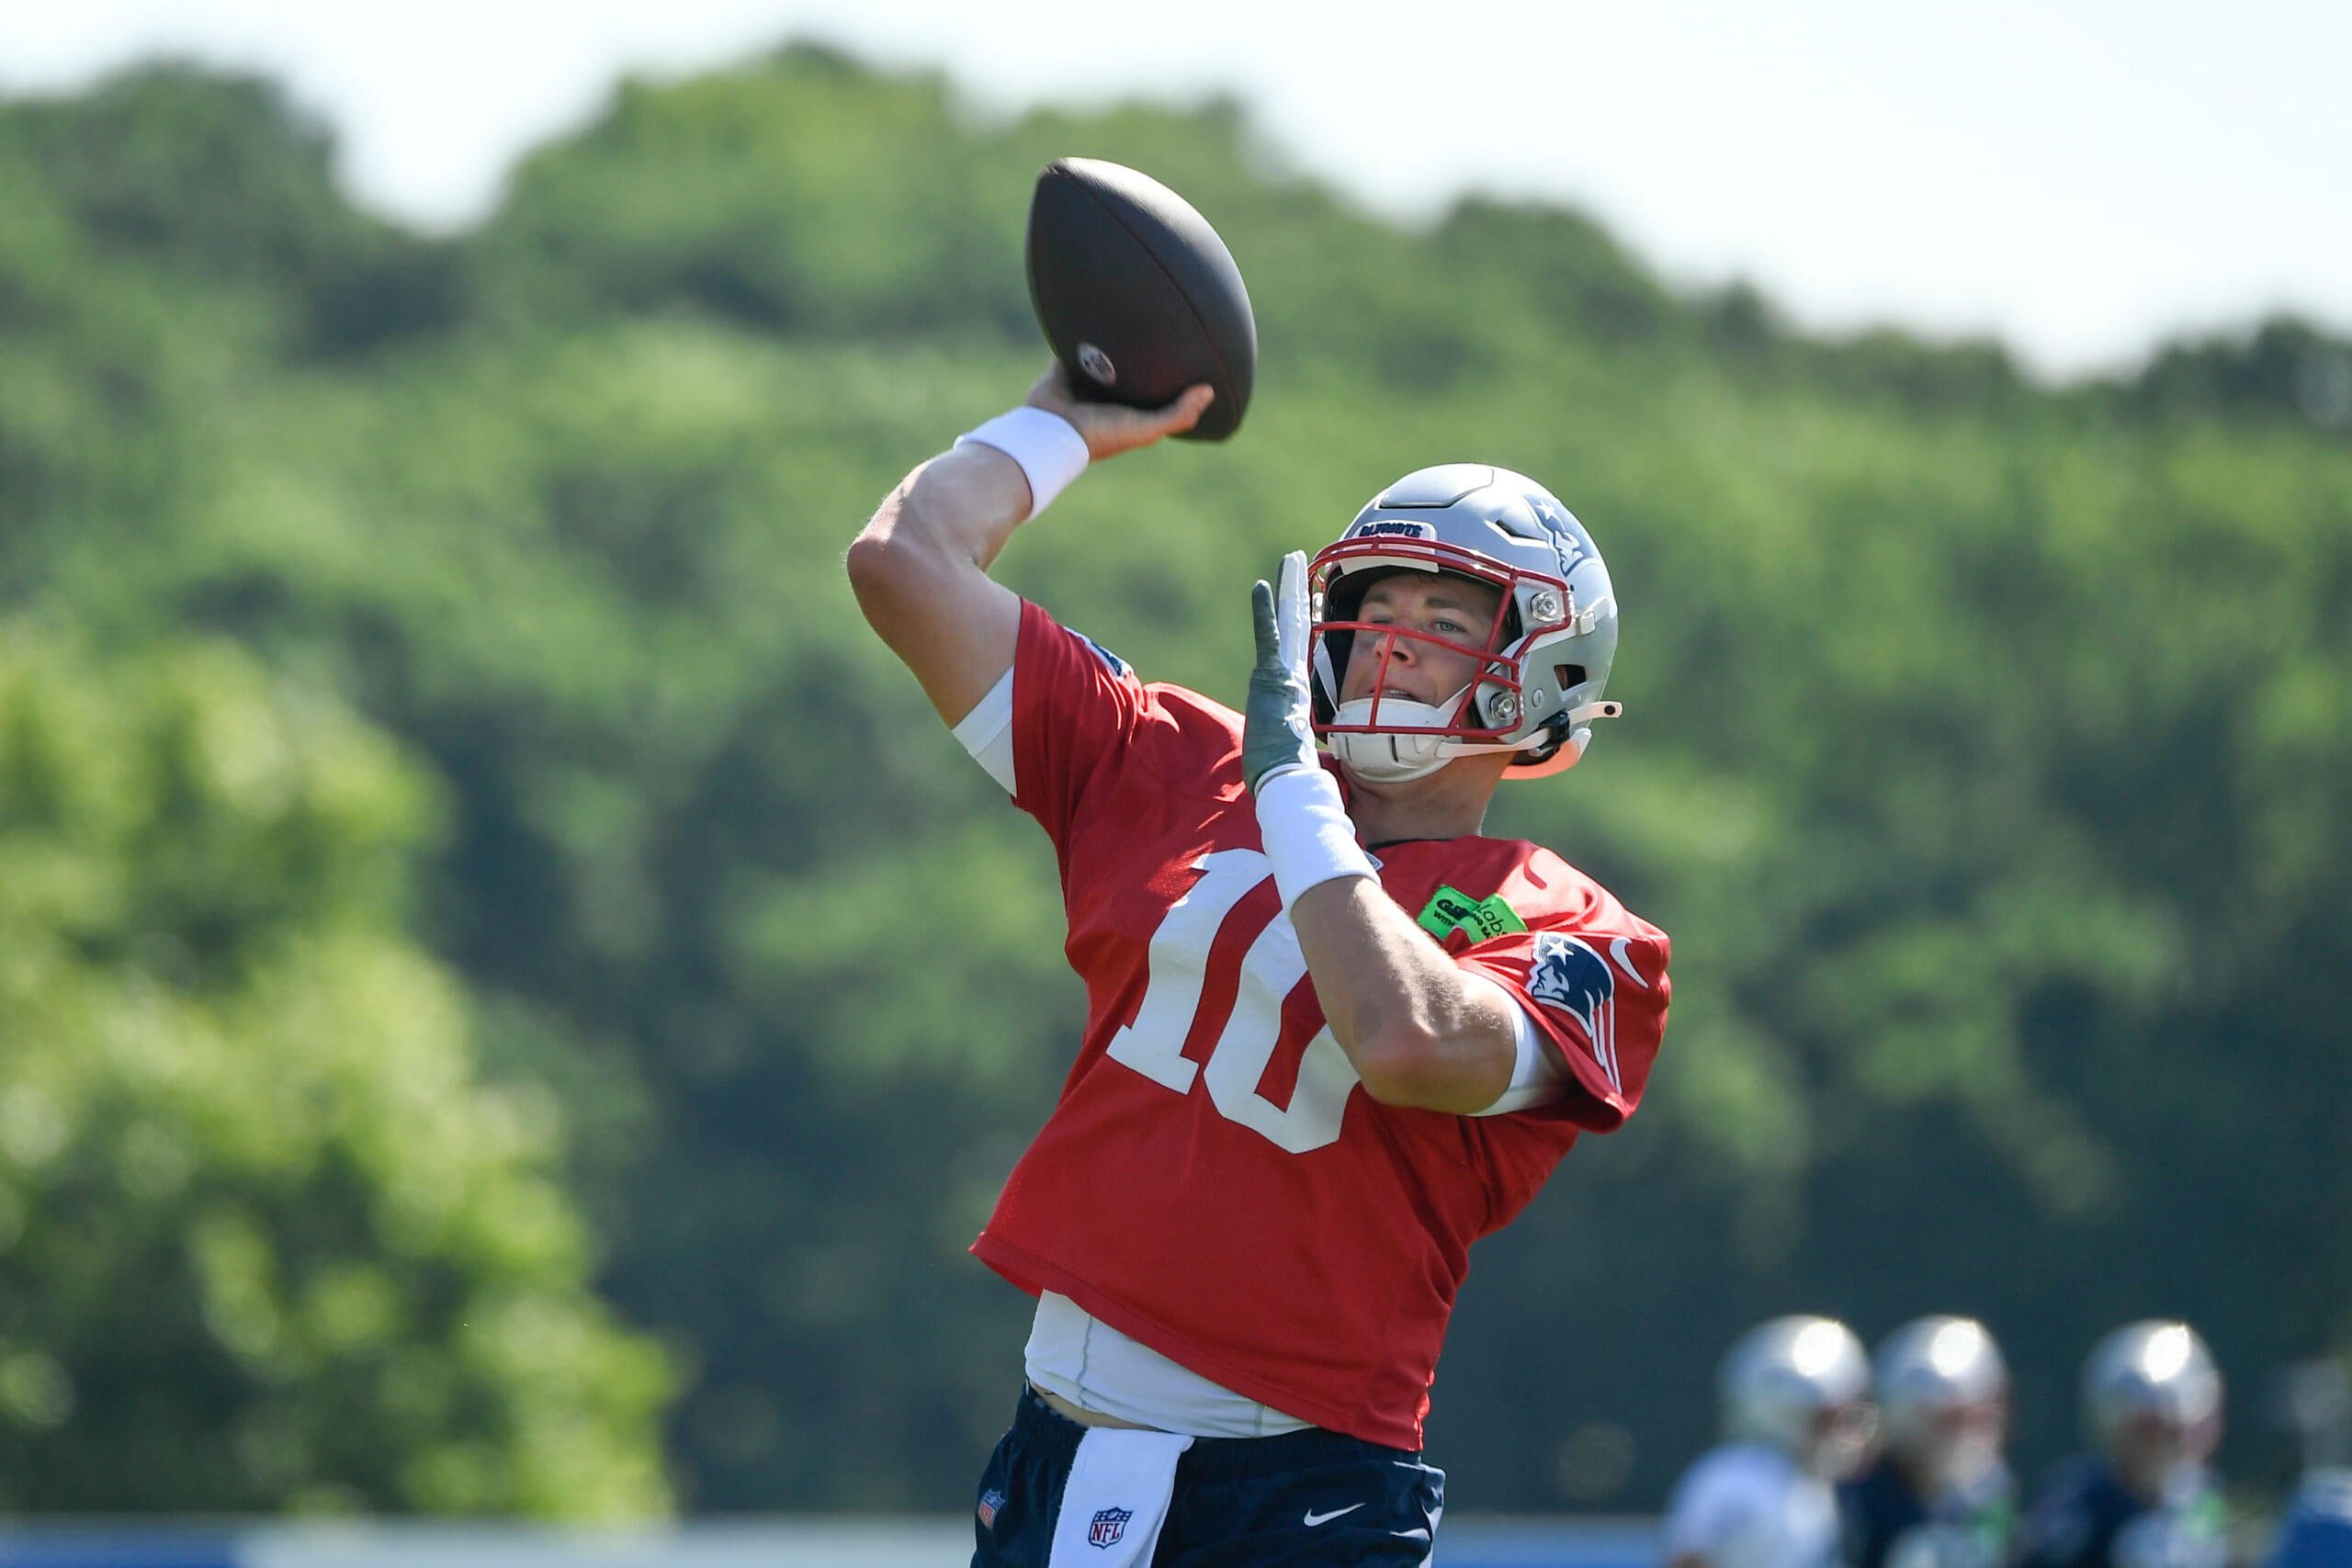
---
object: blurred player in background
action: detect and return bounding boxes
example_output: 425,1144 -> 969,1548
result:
2267,1473 -> 2352,1568
2268,1362 -> 2352,1568
1664,1316 -> 1878,1568
848,368 -> 1669,1565
1838,1316 -> 2016,1568
2014,1322 -> 2227,1568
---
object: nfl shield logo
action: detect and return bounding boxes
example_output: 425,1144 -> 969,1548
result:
1089,1506 -> 1133,1548
976,1487 -> 1004,1529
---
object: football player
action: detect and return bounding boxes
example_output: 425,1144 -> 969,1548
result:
847,367 -> 1670,1566
1664,1316 -> 1878,1568
2014,1322 -> 2227,1568
2267,1472 -> 2352,1568
1839,1317 -> 2017,1568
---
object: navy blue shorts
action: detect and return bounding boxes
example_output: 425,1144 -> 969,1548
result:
972,1385 -> 1445,1567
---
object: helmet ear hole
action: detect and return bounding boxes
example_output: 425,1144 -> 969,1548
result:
1554,663 -> 1587,692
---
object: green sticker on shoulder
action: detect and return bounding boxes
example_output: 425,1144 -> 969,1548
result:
1416,886 -> 1528,943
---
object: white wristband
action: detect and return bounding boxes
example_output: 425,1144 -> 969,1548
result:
1254,767 -> 1379,911
955,407 -> 1090,519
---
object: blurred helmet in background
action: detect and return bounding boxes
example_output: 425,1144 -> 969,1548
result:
1722,1314 -> 1878,1479
1309,463 -> 1619,784
2085,1321 -> 2224,1488
1876,1316 -> 2011,1498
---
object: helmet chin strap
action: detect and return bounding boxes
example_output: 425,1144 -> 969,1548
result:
1327,694 -> 1619,784
1328,729 -> 1453,783
1326,690 -> 1467,783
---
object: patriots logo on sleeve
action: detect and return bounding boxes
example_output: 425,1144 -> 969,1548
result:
1072,630 -> 1133,681
1526,932 -> 1622,1095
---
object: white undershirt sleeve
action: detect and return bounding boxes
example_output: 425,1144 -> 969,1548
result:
1466,973 -> 1568,1116
951,666 -> 1017,795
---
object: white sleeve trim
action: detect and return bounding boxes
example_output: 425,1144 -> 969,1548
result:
1466,972 -> 1568,1116
950,665 -> 1016,794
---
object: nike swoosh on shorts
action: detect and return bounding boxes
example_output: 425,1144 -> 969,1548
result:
1303,1504 -> 1366,1527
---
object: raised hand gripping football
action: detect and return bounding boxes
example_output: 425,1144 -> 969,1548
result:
1024,362 -> 1212,461
1024,156 -> 1256,443
1243,551 -> 1318,794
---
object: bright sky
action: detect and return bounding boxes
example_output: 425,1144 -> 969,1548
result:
6,0 -> 2346,378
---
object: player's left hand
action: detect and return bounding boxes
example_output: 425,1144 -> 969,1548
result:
1244,551 -> 1318,793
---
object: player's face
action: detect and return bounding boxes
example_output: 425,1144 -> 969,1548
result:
2113,1409 -> 2221,1500
1801,1399 -> 1880,1481
1906,1399 -> 2007,1495
1339,573 -> 1505,711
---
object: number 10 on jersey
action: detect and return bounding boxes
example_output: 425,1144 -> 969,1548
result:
1103,850 -> 1359,1154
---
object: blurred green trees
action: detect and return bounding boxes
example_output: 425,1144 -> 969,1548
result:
0,626 -> 671,1511
0,48 -> 2346,1512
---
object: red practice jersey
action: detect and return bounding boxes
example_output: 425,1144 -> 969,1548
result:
972,600 -> 1671,1450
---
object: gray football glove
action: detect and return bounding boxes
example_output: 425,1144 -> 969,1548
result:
1243,550 -> 1317,793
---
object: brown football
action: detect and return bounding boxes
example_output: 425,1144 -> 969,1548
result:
1025,157 -> 1257,443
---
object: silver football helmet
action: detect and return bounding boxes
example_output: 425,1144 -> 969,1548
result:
2085,1321 -> 2223,1474
1876,1316 -> 2010,1497
1307,464 -> 1620,784
1721,1315 -> 1877,1478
